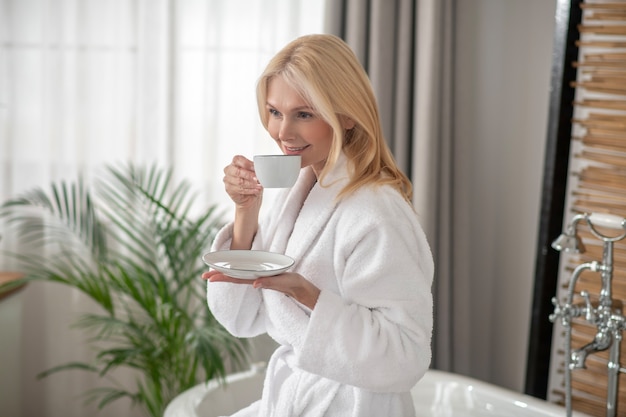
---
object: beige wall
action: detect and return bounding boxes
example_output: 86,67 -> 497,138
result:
454,0 -> 557,391
0,291 -> 25,417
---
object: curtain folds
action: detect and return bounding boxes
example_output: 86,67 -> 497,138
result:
325,0 -> 459,371
325,0 -> 415,173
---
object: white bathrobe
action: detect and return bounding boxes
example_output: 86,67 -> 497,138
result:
206,154 -> 434,417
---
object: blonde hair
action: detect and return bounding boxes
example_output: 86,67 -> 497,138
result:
256,34 -> 413,203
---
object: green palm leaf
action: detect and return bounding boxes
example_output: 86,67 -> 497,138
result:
0,163 -> 247,417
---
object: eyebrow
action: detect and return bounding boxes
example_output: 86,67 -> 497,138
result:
265,102 -> 313,113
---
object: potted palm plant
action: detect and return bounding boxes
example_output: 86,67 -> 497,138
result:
0,163 -> 248,417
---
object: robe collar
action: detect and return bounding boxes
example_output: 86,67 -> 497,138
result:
270,152 -> 350,264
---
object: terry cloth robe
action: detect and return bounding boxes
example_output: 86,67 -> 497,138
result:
206,153 -> 434,417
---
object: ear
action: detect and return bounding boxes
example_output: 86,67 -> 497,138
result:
340,116 -> 356,130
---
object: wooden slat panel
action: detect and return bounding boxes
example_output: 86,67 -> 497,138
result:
580,3 -> 626,10
551,1 -> 626,414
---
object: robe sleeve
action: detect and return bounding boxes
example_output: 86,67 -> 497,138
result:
205,223 -> 267,338
294,202 -> 434,393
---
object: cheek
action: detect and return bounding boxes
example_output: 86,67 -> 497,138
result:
266,123 -> 282,148
317,126 -> 334,148
266,121 -> 280,139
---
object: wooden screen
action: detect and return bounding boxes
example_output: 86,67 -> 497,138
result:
548,1 -> 626,416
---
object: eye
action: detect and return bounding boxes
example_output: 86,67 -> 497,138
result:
268,108 -> 281,118
297,111 -> 313,119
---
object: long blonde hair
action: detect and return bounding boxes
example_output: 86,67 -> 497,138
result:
256,34 -> 413,203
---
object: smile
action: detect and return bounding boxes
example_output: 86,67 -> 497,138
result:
285,145 -> 309,153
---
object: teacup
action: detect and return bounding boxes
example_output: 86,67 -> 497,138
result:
253,155 -> 301,188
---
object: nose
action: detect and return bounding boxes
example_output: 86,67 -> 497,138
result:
277,119 -> 295,142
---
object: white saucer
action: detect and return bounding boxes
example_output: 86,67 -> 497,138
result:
202,250 -> 294,279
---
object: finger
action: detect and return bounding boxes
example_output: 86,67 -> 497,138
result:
231,155 -> 254,171
252,275 -> 283,290
224,165 -> 253,182
202,270 -> 222,280
252,277 -> 265,289
223,176 -> 261,197
208,274 -> 255,285
224,160 -> 261,191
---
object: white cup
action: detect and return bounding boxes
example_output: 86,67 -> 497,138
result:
253,155 -> 301,188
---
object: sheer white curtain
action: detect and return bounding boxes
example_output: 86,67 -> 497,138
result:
0,0 -> 324,212
0,1 -> 324,417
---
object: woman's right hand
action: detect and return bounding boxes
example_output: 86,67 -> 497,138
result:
223,155 -> 263,209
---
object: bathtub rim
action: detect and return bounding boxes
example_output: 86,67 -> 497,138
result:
164,366 -> 592,417
414,369 -> 591,417
163,364 -> 265,417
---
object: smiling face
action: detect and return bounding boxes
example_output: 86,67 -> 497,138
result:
265,75 -> 334,178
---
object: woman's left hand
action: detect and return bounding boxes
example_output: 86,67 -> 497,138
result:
203,271 -> 320,310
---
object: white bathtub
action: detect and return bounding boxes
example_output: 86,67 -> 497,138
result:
164,364 -> 591,417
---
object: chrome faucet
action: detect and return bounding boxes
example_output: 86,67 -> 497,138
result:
570,323 -> 611,369
550,212 -> 626,417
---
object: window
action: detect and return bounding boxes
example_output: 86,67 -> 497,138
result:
0,0 -> 326,215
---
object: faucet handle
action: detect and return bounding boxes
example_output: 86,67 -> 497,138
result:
580,290 -> 596,322
550,297 -> 569,325
550,296 -> 588,326
588,213 -> 626,230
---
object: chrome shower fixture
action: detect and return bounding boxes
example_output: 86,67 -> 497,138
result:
551,213 -> 587,253
550,212 -> 626,417
551,212 -> 626,253
551,230 -> 585,253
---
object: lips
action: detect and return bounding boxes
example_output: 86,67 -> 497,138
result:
284,145 -> 309,154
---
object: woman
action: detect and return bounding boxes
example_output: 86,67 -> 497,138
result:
203,34 -> 433,417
